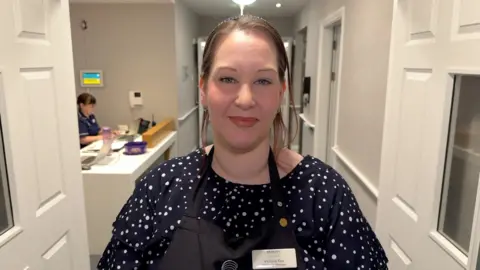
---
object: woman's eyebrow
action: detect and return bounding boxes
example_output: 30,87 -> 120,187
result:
215,66 -> 277,73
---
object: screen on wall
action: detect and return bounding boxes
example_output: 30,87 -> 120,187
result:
80,70 -> 103,87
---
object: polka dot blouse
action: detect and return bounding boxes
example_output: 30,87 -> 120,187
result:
98,149 -> 389,269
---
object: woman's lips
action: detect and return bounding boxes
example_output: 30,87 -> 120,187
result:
228,116 -> 259,127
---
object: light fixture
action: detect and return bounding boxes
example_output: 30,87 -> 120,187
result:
232,0 -> 256,5
276,3 -> 281,8
232,0 -> 256,15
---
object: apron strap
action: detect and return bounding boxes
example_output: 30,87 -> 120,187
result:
185,146 -> 289,221
267,149 -> 290,221
185,146 -> 215,217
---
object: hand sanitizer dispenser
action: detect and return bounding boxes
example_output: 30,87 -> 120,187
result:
129,91 -> 143,108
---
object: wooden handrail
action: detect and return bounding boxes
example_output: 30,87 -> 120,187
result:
141,118 -> 176,148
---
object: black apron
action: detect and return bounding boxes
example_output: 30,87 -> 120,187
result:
157,146 -> 306,270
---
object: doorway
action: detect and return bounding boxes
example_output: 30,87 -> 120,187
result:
325,24 -> 341,164
282,37 -> 294,143
195,37 -> 214,146
313,7 -> 345,166
292,28 -> 307,153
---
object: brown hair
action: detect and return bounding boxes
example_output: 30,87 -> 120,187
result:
77,92 -> 97,106
200,15 -> 298,156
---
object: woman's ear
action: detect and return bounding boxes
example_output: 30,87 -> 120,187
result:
199,77 -> 207,106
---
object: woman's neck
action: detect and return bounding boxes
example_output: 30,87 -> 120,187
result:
210,140 -> 271,185
79,109 -> 89,117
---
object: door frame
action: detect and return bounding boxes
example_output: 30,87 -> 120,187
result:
292,27 -> 307,153
313,6 -> 346,165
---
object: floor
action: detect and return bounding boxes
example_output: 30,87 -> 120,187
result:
90,255 -> 100,270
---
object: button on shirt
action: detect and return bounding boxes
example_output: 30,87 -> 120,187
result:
78,111 -> 100,147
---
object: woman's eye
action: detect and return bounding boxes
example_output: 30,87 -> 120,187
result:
219,77 -> 237,84
255,79 -> 272,85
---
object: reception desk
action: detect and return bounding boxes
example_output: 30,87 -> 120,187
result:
81,131 -> 177,256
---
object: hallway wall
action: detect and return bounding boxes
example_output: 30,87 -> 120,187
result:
175,0 -> 201,155
295,0 -> 394,224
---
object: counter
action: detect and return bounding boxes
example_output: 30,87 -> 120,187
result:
81,131 -> 177,256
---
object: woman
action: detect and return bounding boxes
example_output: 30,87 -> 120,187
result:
97,15 -> 388,270
77,92 -> 104,148
77,92 -> 102,148
78,93 -> 120,148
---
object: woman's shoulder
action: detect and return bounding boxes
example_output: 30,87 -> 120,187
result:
151,148 -> 203,175
138,148 -> 204,189
278,148 -> 332,174
283,149 -> 348,192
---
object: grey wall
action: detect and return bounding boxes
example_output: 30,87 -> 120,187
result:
70,3 -> 178,131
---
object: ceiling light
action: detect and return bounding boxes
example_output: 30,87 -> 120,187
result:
276,3 -> 282,8
232,0 -> 256,5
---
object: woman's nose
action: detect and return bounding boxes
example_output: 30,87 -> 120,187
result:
235,84 -> 255,109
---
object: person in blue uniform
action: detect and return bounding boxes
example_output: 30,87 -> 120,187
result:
97,15 -> 389,270
77,93 -> 102,148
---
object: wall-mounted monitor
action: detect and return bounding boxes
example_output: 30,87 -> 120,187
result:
80,70 -> 104,88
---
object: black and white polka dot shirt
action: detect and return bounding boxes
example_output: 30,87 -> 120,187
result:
98,149 -> 388,269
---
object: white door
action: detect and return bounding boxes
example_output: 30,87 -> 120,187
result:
0,0 -> 90,269
376,0 -> 480,269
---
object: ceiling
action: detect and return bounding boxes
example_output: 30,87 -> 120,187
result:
68,0 -> 307,18
180,0 -> 308,18
70,0 -> 173,3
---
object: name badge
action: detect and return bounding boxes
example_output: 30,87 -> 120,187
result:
252,248 -> 297,269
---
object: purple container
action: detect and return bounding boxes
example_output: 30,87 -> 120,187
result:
123,141 -> 147,155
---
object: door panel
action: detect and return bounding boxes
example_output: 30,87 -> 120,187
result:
377,0 -> 480,269
0,0 -> 90,269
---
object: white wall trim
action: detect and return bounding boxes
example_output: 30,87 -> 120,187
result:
178,106 -> 198,122
332,146 -> 379,198
70,0 -> 173,4
313,6 -> 346,161
299,113 -> 315,129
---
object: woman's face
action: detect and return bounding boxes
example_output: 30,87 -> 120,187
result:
80,103 -> 95,116
200,30 -> 285,151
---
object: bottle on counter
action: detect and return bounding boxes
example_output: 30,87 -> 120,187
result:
102,127 -> 114,155
102,127 -> 113,143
